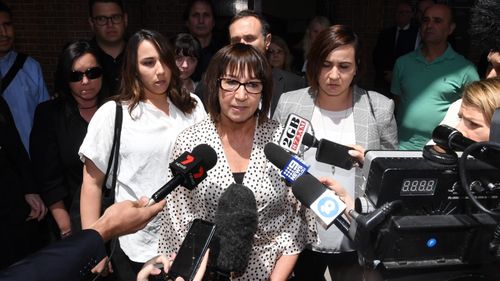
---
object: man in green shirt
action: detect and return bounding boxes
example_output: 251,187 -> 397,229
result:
391,3 -> 479,150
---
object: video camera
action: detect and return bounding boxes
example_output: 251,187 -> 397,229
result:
350,125 -> 500,276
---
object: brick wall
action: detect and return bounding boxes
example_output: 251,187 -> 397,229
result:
4,0 -> 475,93
4,0 -> 190,93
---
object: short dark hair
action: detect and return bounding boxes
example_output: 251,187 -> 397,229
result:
0,1 -> 12,17
230,10 -> 271,37
88,0 -> 124,17
204,43 -> 273,124
55,40 -> 109,103
306,25 -> 362,94
182,0 -> 215,21
173,33 -> 202,59
117,29 -> 197,115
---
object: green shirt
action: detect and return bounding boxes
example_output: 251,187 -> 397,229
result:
391,45 -> 479,150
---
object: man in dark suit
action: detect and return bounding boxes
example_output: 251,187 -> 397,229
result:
373,1 -> 418,97
0,96 -> 48,269
0,197 -> 166,281
228,10 -> 305,116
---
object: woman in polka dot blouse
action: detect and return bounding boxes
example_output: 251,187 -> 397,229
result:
157,43 -> 315,281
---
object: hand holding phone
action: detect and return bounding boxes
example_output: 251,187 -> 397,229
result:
168,219 -> 215,281
316,140 -> 355,170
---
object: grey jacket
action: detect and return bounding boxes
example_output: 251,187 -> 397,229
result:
273,85 -> 398,197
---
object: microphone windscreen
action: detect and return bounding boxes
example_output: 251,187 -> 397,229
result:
264,142 -> 291,170
192,143 -> 218,170
292,173 -> 327,207
213,183 -> 258,274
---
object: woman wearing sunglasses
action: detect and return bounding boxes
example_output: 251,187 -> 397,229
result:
79,29 -> 206,276
30,40 -> 108,240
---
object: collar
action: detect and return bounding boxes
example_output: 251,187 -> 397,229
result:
397,24 -> 410,31
413,44 -> 457,64
0,50 -> 16,64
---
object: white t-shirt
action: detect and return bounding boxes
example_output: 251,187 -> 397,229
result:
305,105 -> 356,253
79,95 -> 206,262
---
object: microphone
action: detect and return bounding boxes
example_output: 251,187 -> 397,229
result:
302,132 -> 319,148
147,144 -> 217,206
302,132 -> 355,170
264,142 -> 349,233
264,142 -> 310,183
211,183 -> 258,278
277,113 -> 354,170
432,125 -> 500,168
278,113 -> 311,154
292,174 -> 349,234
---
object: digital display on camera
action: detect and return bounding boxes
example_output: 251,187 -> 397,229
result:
400,178 -> 438,196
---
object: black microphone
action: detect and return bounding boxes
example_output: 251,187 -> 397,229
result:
302,132 -> 319,148
147,144 -> 217,206
210,183 -> 258,279
264,142 -> 349,233
302,132 -> 354,170
432,125 -> 500,168
292,173 -> 350,235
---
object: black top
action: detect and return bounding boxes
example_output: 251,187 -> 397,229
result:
90,38 -> 124,96
191,32 -> 226,82
372,24 -> 419,96
0,96 -> 34,224
232,172 -> 245,185
30,97 -> 89,232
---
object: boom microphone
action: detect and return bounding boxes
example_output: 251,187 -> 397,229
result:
264,142 -> 349,233
147,144 -> 217,206
211,183 -> 258,278
432,125 -> 500,168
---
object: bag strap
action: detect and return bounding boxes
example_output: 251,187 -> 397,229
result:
103,102 -> 123,197
1,53 -> 28,95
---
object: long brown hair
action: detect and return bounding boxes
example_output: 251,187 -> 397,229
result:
115,29 -> 197,115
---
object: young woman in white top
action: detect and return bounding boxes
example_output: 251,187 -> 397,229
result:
79,29 -> 206,277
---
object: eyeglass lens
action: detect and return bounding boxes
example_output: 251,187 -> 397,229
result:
69,67 -> 103,82
220,78 -> 263,94
93,14 -> 123,26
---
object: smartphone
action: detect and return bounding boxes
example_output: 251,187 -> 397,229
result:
316,140 -> 354,170
168,219 -> 216,281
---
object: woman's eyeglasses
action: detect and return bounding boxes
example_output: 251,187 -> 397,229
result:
69,67 -> 103,82
218,78 -> 263,94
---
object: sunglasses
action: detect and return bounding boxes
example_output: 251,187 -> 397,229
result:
69,67 -> 103,82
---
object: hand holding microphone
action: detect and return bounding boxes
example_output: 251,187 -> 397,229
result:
264,142 -> 350,234
147,144 -> 218,206
317,177 -> 355,220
